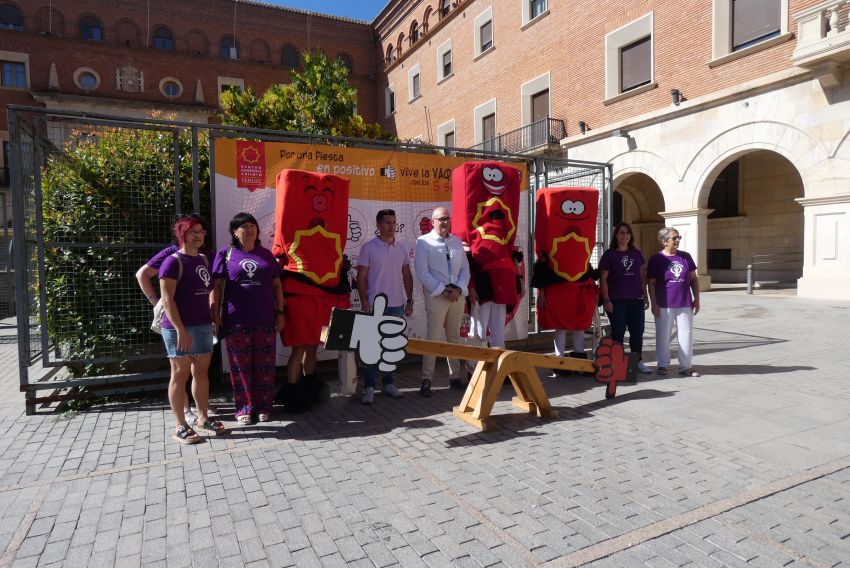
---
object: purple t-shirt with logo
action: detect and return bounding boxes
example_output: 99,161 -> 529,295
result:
212,245 -> 281,328
647,251 -> 697,308
158,253 -> 213,328
599,248 -> 645,300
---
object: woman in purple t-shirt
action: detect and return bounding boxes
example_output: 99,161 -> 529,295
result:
212,212 -> 285,425
646,227 -> 701,377
159,216 -> 226,444
599,223 -> 651,374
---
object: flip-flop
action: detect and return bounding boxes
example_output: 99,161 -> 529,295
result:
173,425 -> 203,445
197,419 -> 227,436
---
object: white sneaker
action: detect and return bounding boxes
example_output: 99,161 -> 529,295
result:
184,408 -> 198,426
382,384 -> 404,398
361,387 -> 375,405
637,361 -> 652,374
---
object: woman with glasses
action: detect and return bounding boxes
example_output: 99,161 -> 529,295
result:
159,215 -> 226,444
599,222 -> 652,374
136,213 -> 212,426
211,212 -> 285,424
647,227 -> 701,377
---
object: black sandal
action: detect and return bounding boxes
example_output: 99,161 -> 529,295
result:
196,419 -> 227,436
173,425 -> 202,445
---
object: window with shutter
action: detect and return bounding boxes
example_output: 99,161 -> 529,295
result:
620,36 -> 651,92
480,20 -> 493,51
732,0 -> 780,51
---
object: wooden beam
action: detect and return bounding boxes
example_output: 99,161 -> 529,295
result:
405,337 -> 502,362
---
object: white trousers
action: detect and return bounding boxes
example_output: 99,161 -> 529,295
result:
554,329 -> 585,357
422,293 -> 466,382
475,302 -> 507,348
654,307 -> 694,369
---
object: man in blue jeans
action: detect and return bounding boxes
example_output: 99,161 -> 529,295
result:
356,209 -> 414,404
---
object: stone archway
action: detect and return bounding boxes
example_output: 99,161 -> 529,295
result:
613,172 -> 666,259
698,150 -> 804,286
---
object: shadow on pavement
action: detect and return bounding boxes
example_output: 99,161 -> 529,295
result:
442,388 -> 676,447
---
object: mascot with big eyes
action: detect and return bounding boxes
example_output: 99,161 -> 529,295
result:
272,170 -> 351,412
451,162 -> 523,349
532,187 -> 600,365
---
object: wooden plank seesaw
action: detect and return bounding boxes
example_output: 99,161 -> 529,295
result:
322,298 -> 636,431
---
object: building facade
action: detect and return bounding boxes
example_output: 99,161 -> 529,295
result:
373,0 -> 850,300
3,0 -> 849,299
0,0 -> 378,226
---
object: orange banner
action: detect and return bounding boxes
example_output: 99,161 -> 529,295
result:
214,139 -> 528,201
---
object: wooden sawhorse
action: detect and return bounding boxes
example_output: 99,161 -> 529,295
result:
404,338 -> 597,431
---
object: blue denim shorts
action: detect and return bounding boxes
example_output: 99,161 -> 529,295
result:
161,324 -> 214,358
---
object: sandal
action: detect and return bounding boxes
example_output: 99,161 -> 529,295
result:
237,415 -> 252,425
196,419 -> 227,436
173,425 -> 202,445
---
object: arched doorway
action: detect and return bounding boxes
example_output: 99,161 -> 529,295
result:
700,150 -> 804,286
613,172 -> 665,258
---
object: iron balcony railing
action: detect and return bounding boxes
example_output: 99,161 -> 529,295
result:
470,117 -> 567,154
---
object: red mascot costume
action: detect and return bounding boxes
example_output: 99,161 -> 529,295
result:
451,161 -> 522,348
531,187 -> 600,366
272,169 -> 351,411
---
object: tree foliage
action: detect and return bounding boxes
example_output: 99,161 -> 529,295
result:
219,50 -> 393,140
41,124 -> 207,376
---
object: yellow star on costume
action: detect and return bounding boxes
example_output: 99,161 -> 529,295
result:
240,145 -> 261,164
288,225 -> 343,284
471,197 -> 516,245
550,232 -> 590,281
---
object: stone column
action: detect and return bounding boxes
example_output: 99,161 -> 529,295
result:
659,208 -> 713,291
795,194 -> 850,300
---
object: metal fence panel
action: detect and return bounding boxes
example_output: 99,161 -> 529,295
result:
8,106 -> 610,412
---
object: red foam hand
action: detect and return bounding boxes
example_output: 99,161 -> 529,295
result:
594,337 -> 629,398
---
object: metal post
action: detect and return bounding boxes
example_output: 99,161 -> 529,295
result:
8,109 -> 33,412
747,263 -> 754,294
191,127 -> 200,212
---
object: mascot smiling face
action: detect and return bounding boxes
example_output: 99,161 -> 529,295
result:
273,170 -> 349,286
451,161 -> 521,265
535,187 -> 599,281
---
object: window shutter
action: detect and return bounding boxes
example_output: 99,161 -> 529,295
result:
620,36 -> 651,92
482,114 -> 496,141
480,21 -> 493,51
732,0 -> 781,50
531,90 -> 549,123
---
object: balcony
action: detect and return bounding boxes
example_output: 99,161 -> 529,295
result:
470,117 -> 566,155
792,0 -> 850,88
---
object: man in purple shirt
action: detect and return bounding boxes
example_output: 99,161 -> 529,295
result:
356,209 -> 414,404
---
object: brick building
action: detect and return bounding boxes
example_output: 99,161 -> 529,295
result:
374,0 -> 850,300
3,0 -> 850,299
0,0 -> 377,226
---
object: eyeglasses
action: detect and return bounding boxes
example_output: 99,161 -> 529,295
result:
433,217 -> 451,222
667,236 -> 682,241
188,229 -> 207,237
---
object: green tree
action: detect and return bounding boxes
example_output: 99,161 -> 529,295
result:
219,50 -> 393,140
41,125 -> 207,376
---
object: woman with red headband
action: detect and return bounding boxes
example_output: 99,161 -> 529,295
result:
159,215 -> 226,444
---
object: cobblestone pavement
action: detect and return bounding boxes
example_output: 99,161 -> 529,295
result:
0,290 -> 848,567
